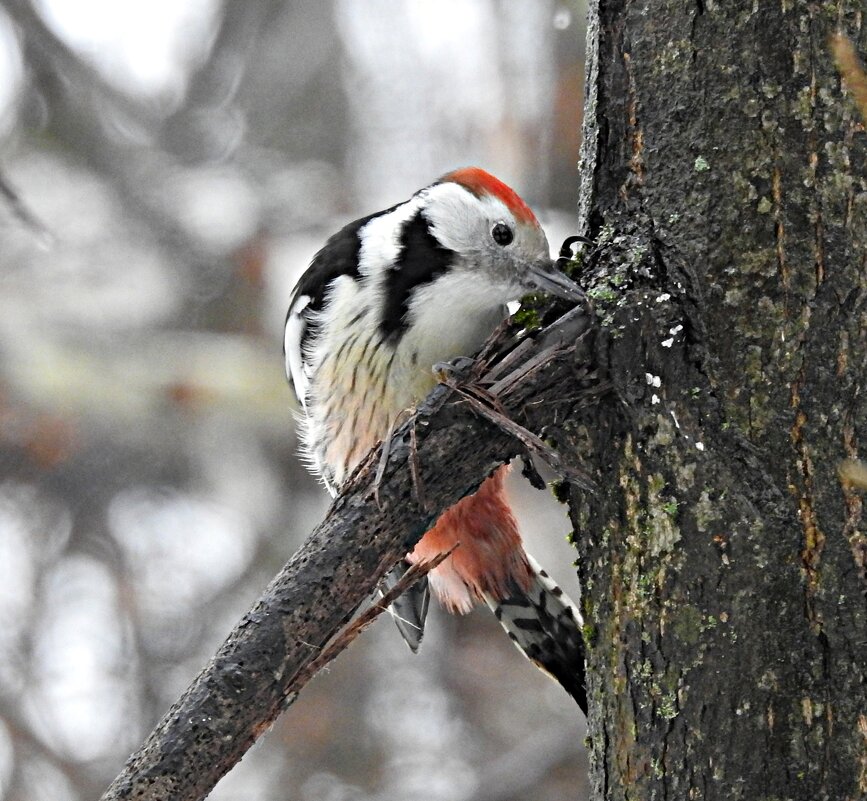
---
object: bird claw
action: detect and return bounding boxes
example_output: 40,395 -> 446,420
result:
558,234 -> 593,261
373,407 -> 430,513
432,356 -> 477,383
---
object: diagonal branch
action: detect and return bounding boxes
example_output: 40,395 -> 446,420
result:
98,305 -> 600,801
281,545 -> 456,708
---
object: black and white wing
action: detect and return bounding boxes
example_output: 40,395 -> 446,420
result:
283,211 -> 386,408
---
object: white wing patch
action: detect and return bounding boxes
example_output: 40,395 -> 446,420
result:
284,293 -> 312,410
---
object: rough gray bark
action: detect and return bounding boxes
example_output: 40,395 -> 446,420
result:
98,309 -> 600,801
573,2 -> 866,799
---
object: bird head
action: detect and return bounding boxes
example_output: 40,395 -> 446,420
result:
416,166 -> 583,304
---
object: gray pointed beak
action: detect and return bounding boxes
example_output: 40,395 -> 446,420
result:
524,260 -> 584,303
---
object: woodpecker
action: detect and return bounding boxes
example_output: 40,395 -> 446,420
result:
285,167 -> 587,709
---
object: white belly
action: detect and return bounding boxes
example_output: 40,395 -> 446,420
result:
301,270 -> 515,490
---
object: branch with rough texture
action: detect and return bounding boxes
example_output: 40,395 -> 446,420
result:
99,304 -> 602,801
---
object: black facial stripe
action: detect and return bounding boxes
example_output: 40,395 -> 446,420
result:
380,210 -> 455,340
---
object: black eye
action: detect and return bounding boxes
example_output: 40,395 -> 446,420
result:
491,222 -> 513,246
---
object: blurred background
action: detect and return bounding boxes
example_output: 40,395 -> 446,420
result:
0,1 -> 588,799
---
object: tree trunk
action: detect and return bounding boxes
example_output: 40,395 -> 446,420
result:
572,2 -> 867,799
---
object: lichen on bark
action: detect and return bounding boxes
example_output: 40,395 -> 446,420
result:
571,2 -> 867,799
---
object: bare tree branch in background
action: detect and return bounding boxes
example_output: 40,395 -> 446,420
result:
1,702 -> 102,801
98,305 -> 601,801
0,0 -> 281,302
0,0 -> 160,130
0,166 -> 52,249
158,0 -> 272,163
1,0 -> 221,284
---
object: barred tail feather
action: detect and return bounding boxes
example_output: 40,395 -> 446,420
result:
485,553 -> 588,713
